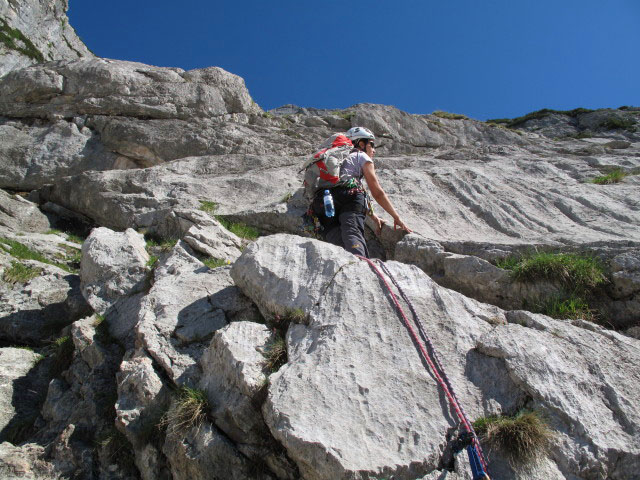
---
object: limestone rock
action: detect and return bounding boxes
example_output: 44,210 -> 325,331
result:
80,227 -> 150,315
163,422 -> 266,480
610,250 -> 640,299
0,442 -> 56,480
232,234 -> 640,480
116,350 -> 172,480
0,189 -> 50,232
0,0 -> 93,78
0,347 -> 41,432
0,256 -> 88,344
0,58 -> 261,120
0,117 -> 119,190
136,241 -> 259,384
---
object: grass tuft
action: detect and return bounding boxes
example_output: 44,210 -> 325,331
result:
486,108 -> 594,129
599,117 -> 637,132
199,200 -> 218,214
0,18 -> 44,61
2,261 -> 42,284
474,410 -> 553,464
146,255 -> 159,268
145,236 -> 178,252
590,168 -> 628,185
263,335 -> 287,373
497,252 -> 605,292
203,257 -> 230,269
215,216 -> 260,240
160,386 -> 210,436
0,237 -> 74,272
532,294 -> 593,321
432,110 -> 468,120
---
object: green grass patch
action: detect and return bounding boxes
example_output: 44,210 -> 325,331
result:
599,117 -> 637,132
0,17 -> 44,62
263,335 -> 287,373
2,261 -> 42,284
47,229 -> 84,244
332,110 -> 355,121
474,410 -> 552,464
199,200 -> 218,214
1,237 -> 50,263
432,110 -> 468,120
160,386 -> 210,436
215,216 -> 260,240
590,168 -> 628,185
532,294 -> 594,321
497,252 -> 605,292
50,335 -> 74,376
0,237 -> 74,272
486,108 -> 594,129
203,257 -> 229,269
146,255 -> 159,268
145,236 -> 178,252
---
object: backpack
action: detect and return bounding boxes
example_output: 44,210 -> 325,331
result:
300,133 -> 354,200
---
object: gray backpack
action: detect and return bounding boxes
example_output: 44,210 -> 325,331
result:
300,133 -> 353,200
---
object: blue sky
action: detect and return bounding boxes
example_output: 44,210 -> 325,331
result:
68,1 -> 639,120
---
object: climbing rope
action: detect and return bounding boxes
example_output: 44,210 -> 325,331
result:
357,255 -> 490,480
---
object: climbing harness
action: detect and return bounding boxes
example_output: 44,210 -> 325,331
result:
357,256 -> 491,480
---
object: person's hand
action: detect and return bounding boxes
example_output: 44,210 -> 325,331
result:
393,217 -> 412,233
371,213 -> 385,235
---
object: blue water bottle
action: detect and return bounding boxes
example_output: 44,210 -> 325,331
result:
323,189 -> 335,217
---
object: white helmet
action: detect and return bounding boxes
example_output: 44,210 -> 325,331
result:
345,126 -> 375,142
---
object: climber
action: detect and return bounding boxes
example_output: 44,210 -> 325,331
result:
311,126 -> 411,257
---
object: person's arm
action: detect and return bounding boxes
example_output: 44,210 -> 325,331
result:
362,162 -> 412,233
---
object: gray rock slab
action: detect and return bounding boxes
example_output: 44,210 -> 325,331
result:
183,222 -> 244,263
0,117 -> 118,190
136,241 -> 258,384
0,0 -> 93,77
0,441 -> 56,480
481,310 -> 640,480
0,58 -> 261,120
163,422 -> 264,480
232,234 -> 640,480
0,347 -> 41,432
199,321 -> 270,442
0,255 -> 88,344
80,227 -> 150,315
0,190 -> 50,233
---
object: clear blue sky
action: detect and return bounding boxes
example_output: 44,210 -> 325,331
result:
68,1 -> 639,120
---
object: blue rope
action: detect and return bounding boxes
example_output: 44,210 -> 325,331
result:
467,445 -> 490,480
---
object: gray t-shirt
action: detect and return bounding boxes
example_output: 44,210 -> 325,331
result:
340,150 -> 373,182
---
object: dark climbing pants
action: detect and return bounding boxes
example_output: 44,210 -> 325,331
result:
312,188 -> 369,258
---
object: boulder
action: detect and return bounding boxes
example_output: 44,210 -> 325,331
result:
0,347 -> 42,432
136,241 -> 259,384
198,321 -> 298,478
231,234 -> 640,480
0,256 -> 89,344
80,227 -> 150,315
0,189 -> 50,233
0,442 -> 56,480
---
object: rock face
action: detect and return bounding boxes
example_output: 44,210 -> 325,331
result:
232,234 -> 640,480
0,0 -> 93,78
0,4 -> 639,479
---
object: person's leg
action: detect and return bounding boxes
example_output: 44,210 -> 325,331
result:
324,225 -> 344,248
339,210 -> 369,257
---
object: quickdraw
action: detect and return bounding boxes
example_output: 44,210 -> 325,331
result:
357,256 -> 490,480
